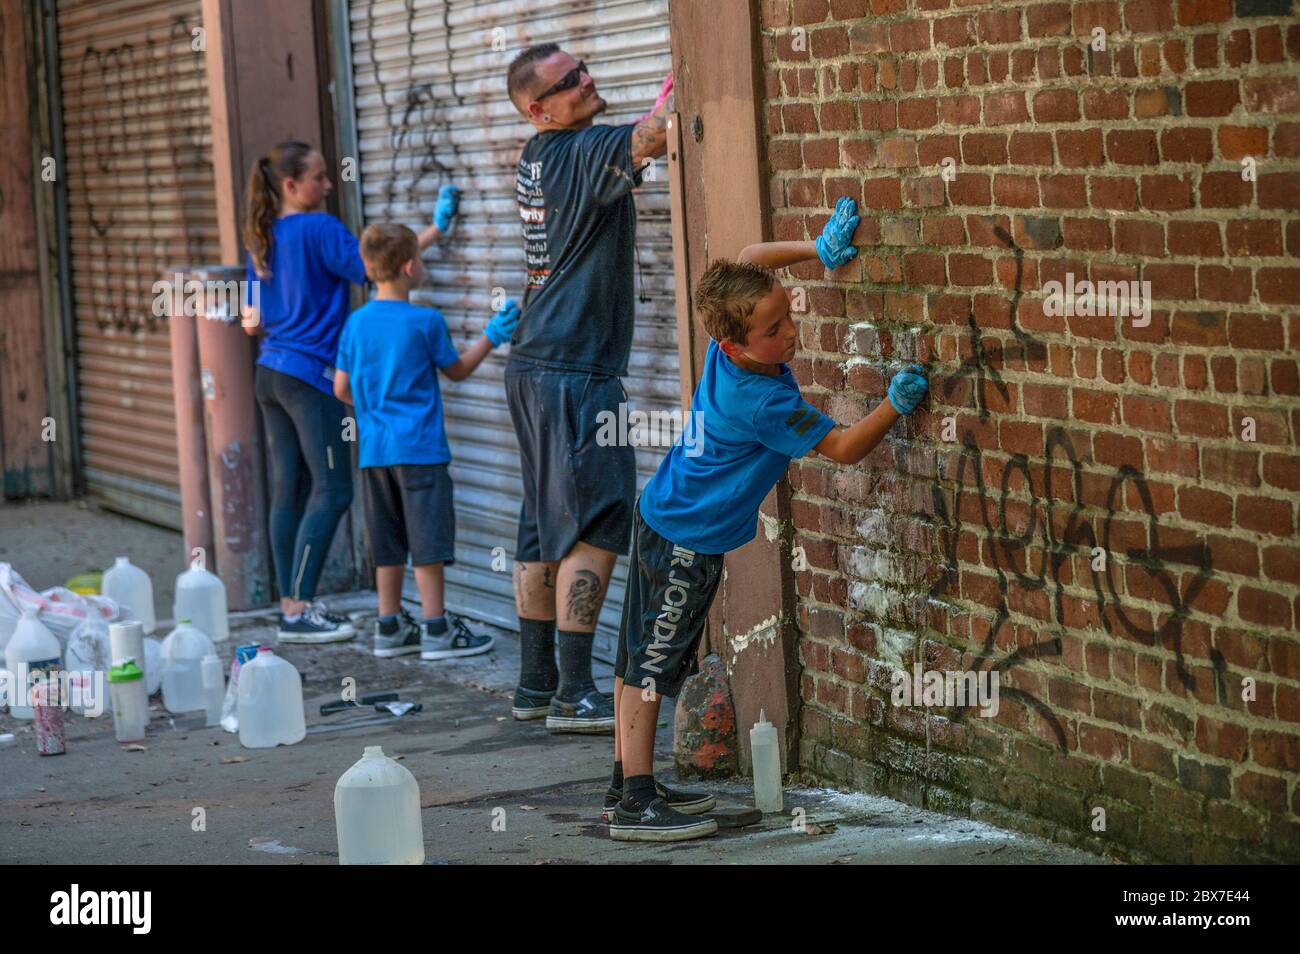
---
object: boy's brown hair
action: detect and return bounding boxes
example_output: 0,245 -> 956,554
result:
360,223 -> 420,283
693,259 -> 775,344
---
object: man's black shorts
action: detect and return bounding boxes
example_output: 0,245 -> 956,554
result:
360,463 -> 456,567
615,502 -> 725,699
505,364 -> 636,562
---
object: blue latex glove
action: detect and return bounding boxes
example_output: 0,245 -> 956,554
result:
485,299 -> 521,348
434,184 -> 462,232
887,364 -> 929,415
815,196 -> 860,270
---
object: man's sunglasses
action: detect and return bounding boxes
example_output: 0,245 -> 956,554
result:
536,61 -> 588,101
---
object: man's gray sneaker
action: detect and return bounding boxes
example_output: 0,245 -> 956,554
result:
421,616 -> 495,660
546,688 -> 615,734
373,609 -> 422,657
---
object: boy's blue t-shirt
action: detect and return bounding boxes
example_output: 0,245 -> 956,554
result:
245,212 -> 366,394
334,299 -> 460,469
638,340 -> 836,555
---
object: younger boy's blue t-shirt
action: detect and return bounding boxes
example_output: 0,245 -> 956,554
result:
245,212 -> 367,394
335,299 -> 460,469
638,340 -> 836,555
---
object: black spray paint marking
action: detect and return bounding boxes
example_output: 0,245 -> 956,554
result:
928,226 -> 1218,750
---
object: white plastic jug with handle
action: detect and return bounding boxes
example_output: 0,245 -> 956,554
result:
160,620 -> 216,714
5,608 -> 62,720
335,745 -> 425,865
174,562 -> 228,643
237,647 -> 305,748
102,557 -> 155,634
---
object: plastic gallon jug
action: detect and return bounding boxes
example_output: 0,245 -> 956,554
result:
750,708 -> 784,813
102,557 -> 155,634
108,658 -> 148,743
237,647 -> 305,749
335,746 -> 425,865
64,619 -> 113,717
160,620 -> 216,714
174,563 -> 228,643
5,608 -> 62,720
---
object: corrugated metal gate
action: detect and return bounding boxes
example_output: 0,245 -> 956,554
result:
345,0 -> 676,661
55,0 -> 219,529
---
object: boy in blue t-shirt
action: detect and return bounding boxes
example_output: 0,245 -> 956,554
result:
334,223 -> 521,660
606,197 -> 929,842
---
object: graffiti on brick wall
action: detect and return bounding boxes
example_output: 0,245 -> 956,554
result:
929,227 -> 1220,750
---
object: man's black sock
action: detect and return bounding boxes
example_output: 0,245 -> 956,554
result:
556,629 -> 597,701
611,760 -> 624,790
621,774 -> 656,812
518,617 -> 558,692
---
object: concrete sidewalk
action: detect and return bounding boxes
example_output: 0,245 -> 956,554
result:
0,501 -> 1105,864
0,600 -> 1104,865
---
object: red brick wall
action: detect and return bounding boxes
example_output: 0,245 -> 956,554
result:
759,0 -> 1300,862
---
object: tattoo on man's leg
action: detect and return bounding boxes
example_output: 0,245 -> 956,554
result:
566,569 -> 602,626
543,565 -> 555,589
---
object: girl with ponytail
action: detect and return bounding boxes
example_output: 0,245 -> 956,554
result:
242,140 -> 461,642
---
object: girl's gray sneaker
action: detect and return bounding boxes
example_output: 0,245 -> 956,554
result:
421,616 -> 495,660
373,609 -> 422,657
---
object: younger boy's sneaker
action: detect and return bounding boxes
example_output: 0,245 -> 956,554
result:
546,688 -> 616,734
278,602 -> 356,643
600,780 -> 715,823
420,616 -> 495,660
373,609 -> 422,657
609,797 -> 719,843
511,686 -> 555,721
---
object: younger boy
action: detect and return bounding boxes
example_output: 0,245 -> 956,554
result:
334,223 -> 521,660
606,197 -> 930,841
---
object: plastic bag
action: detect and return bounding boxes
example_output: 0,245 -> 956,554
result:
0,563 -> 120,652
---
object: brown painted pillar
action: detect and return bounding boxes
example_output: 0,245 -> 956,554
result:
166,279 -> 216,567
191,266 -> 270,610
670,0 -> 802,772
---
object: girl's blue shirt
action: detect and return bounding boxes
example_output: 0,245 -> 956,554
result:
245,212 -> 366,394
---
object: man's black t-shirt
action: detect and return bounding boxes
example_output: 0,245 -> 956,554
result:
509,123 -> 642,377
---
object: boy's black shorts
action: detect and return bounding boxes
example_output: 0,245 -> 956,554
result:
504,363 -> 637,562
360,463 -> 456,567
615,502 -> 725,699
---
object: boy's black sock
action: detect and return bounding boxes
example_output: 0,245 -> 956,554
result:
424,615 -> 448,636
518,617 -> 559,692
621,774 -> 656,813
377,614 -> 399,635
611,760 -> 624,790
556,629 -> 597,701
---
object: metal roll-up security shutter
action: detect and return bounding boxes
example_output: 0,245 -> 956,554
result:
346,0 -> 676,661
56,0 -> 219,529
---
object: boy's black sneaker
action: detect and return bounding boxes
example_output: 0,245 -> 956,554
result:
600,780 -> 716,823
511,686 -> 555,721
609,797 -> 719,843
545,688 -> 615,734
278,602 -> 356,643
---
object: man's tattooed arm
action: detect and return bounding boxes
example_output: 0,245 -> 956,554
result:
631,90 -> 673,165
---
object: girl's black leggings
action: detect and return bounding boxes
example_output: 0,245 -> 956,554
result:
254,365 -> 354,603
